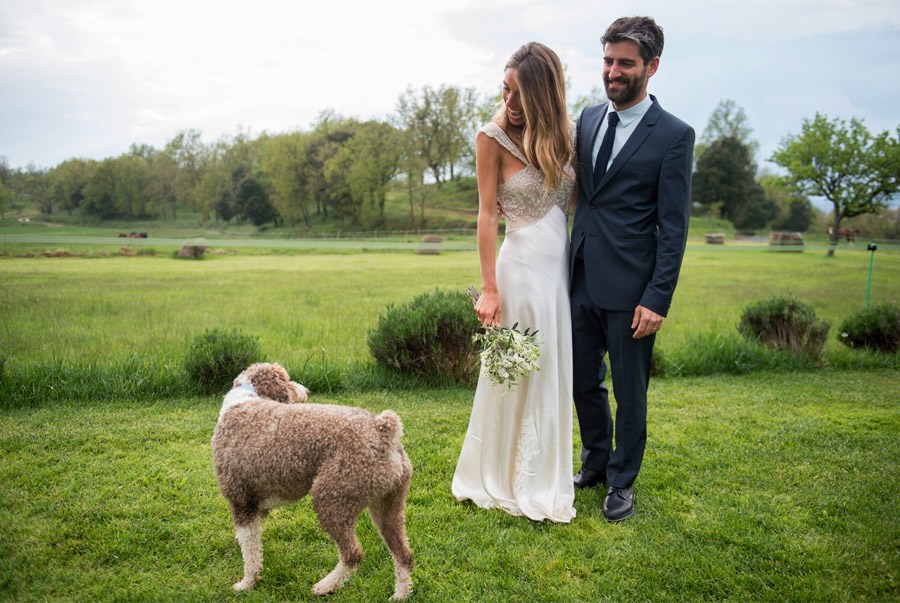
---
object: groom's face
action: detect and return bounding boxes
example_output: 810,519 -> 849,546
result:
602,40 -> 659,110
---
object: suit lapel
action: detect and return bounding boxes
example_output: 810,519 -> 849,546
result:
592,98 -> 662,194
579,103 -> 606,199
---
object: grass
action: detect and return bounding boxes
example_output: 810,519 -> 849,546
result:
1,233 -> 898,600
0,252 -> 480,368
1,370 -> 897,601
1,242 -> 896,374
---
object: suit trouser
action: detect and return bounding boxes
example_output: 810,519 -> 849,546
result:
571,257 -> 654,489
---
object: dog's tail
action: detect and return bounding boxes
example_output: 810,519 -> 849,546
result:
375,410 -> 404,446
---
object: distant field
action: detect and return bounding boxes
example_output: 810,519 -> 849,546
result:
1,242 -> 897,369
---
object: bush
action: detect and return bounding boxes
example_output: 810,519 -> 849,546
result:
738,296 -> 830,363
837,303 -> 900,354
367,289 -> 480,384
183,328 -> 263,394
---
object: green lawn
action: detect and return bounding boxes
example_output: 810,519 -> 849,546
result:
1,241 -> 897,600
1,244 -> 897,369
1,371 -> 896,601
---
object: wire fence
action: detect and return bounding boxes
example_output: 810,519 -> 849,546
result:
1,232 -> 898,253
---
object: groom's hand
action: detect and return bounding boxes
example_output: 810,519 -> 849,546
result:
632,305 -> 664,339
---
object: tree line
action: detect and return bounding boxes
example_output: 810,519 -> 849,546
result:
691,100 -> 900,254
1,91 -> 897,248
0,84 -> 495,229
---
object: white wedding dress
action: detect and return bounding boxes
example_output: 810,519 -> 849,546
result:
452,122 -> 576,523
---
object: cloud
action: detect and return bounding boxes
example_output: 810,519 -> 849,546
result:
0,0 -> 897,169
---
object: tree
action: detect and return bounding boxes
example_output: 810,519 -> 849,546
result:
760,174 -> 817,233
23,163 -> 51,214
235,177 -> 278,227
322,142 -> 359,224
79,155 -> 151,219
394,84 -> 482,188
82,159 -> 119,218
435,86 -> 481,181
48,158 -> 93,215
304,115 -> 356,220
569,85 -> 607,118
0,156 -> 19,216
332,120 -> 403,223
771,113 -> 900,256
113,155 -> 152,218
696,99 -> 759,161
0,179 -> 9,219
395,86 -> 444,187
260,131 -> 315,227
164,129 -> 207,219
693,136 -> 770,229
400,146 -> 429,225
150,152 -> 179,221
218,128 -> 264,221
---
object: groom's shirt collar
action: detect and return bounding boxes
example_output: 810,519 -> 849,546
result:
593,94 -> 654,167
609,94 -> 653,128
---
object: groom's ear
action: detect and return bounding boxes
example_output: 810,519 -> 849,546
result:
647,56 -> 660,77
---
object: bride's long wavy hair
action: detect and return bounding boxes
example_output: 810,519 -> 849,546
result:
493,42 -> 572,192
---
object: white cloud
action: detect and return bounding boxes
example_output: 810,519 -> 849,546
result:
0,0 -> 897,168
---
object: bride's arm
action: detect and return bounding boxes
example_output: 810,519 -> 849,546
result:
475,132 -> 502,327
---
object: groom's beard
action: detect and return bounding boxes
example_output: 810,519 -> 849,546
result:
604,68 -> 649,106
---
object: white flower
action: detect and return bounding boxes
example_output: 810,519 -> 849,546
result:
467,285 -> 542,388
472,322 -> 542,388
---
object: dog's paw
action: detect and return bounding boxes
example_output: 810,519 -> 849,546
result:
233,579 -> 257,591
311,581 -> 337,597
391,572 -> 413,600
312,561 -> 355,596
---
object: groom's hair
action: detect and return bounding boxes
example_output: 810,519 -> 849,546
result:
602,16 -> 664,64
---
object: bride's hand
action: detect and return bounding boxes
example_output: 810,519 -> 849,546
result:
476,291 -> 501,327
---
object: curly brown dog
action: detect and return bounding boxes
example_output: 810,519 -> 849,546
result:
211,363 -> 413,599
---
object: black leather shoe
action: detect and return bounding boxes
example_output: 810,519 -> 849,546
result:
603,486 -> 635,522
573,467 -> 606,489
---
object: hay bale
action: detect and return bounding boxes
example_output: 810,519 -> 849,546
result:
178,245 -> 207,258
416,235 -> 443,255
768,231 -> 804,251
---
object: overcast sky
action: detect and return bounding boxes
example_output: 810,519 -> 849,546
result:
2,0 -> 898,173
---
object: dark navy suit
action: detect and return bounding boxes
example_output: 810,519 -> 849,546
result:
570,95 -> 693,488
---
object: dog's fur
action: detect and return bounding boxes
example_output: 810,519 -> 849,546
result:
211,363 -> 413,599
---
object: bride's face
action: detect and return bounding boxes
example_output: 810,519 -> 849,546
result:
502,68 -> 525,127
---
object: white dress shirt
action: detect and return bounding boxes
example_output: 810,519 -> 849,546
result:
591,94 -> 654,171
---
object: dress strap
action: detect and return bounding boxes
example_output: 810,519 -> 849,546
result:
478,123 -> 530,166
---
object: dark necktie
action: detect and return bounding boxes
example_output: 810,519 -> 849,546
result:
592,111 -> 619,188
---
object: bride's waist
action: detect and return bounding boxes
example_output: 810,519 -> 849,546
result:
503,205 -> 568,233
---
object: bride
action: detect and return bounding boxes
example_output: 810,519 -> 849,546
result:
452,42 -> 576,523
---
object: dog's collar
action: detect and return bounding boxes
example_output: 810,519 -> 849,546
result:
234,382 -> 257,395
218,382 -> 259,422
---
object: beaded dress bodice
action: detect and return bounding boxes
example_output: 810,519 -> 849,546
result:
479,122 -> 575,232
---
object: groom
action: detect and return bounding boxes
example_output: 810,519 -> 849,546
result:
569,16 -> 694,522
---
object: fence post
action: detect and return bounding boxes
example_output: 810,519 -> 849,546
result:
865,243 -> 877,306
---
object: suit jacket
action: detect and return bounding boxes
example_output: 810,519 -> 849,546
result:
570,95 -> 694,317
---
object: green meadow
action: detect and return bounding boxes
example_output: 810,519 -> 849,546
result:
1,239 -> 897,372
1,240 -> 898,601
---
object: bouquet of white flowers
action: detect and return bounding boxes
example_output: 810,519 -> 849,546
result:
467,286 -> 542,388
